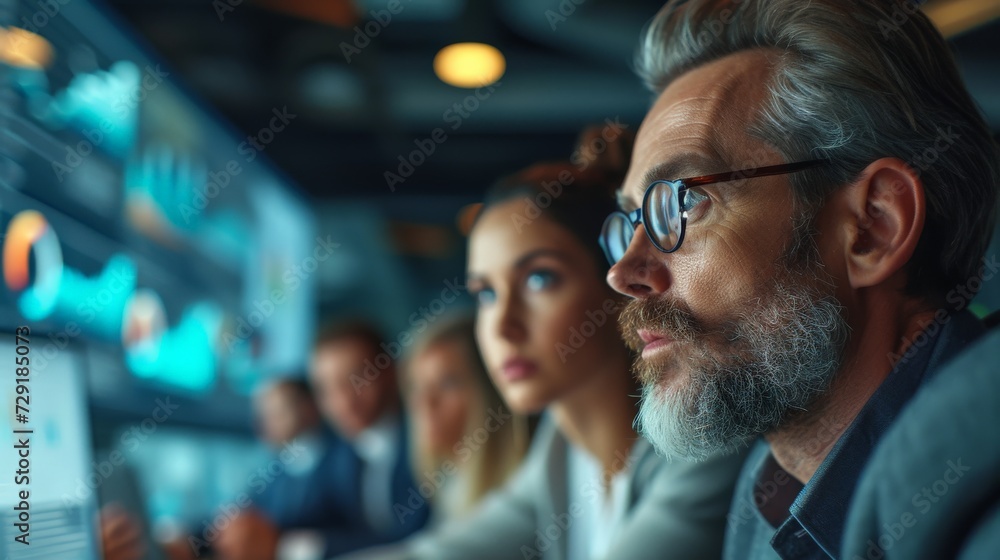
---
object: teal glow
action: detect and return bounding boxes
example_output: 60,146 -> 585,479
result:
125,302 -> 222,392
196,209 -> 251,267
222,334 -> 262,396
125,144 -> 206,232
124,145 -> 252,265
45,60 -> 141,158
16,224 -> 64,321
20,254 -> 136,338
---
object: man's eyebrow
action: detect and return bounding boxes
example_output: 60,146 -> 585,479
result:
616,153 -> 724,211
641,153 -> 723,187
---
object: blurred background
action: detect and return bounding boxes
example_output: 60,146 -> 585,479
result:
0,0 -> 998,555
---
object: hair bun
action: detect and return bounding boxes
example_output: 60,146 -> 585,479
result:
572,122 -> 636,178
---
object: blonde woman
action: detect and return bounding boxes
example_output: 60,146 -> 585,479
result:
335,314 -> 529,559
402,313 -> 530,522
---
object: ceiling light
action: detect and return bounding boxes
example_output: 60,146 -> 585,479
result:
434,42 -> 505,88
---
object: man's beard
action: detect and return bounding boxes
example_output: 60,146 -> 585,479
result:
622,251 -> 850,461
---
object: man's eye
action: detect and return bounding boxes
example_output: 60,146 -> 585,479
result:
682,189 -> 709,213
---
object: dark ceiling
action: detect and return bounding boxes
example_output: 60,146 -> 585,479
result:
102,0 -> 1000,203
101,0 -> 665,200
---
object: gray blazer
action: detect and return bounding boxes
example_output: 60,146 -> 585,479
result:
408,416 -> 746,560
844,326 -> 1000,559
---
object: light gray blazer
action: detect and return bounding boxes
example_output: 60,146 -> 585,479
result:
407,416 -> 746,560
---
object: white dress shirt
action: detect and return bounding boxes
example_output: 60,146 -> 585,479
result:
566,442 -> 632,560
352,413 -> 401,534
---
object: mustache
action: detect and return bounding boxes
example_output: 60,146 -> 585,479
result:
618,296 -> 706,352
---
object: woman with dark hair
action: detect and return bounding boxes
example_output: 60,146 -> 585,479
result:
404,126 -> 747,560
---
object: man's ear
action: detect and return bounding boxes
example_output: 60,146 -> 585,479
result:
840,157 -> 926,289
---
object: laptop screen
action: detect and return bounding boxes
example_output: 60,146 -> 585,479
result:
0,331 -> 101,559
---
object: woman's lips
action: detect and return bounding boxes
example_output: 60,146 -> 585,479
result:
637,329 -> 674,358
500,357 -> 538,381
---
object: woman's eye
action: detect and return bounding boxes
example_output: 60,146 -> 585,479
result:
526,270 -> 558,291
682,189 -> 709,213
471,288 -> 496,306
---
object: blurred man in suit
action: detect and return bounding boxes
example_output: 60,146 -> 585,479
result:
215,323 -> 428,560
249,378 -> 333,528
211,323 -> 429,559
169,378 -> 337,560
306,321 -> 431,555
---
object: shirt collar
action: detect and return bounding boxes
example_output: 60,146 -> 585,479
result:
283,428 -> 327,477
353,412 -> 400,463
765,309 -> 985,558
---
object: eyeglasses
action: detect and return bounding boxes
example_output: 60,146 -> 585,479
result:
599,159 -> 827,265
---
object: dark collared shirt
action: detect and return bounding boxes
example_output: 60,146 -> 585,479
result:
724,310 -> 986,560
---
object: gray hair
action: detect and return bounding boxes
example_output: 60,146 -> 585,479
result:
638,0 -> 1000,297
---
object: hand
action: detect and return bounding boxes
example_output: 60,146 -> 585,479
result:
214,508 -> 280,560
100,504 -> 147,560
162,537 -> 197,560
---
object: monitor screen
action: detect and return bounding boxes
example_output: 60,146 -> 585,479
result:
0,330 -> 101,559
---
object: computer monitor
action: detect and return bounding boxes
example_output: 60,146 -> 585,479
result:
0,332 -> 101,559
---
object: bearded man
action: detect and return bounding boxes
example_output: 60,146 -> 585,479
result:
600,0 -> 1000,558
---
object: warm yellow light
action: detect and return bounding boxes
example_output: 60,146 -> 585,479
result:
434,42 -> 505,88
0,26 -> 54,69
925,0 -> 1000,37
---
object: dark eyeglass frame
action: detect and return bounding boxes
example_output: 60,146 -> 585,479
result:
600,159 -> 828,265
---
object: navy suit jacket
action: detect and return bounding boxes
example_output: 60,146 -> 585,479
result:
253,420 -> 430,558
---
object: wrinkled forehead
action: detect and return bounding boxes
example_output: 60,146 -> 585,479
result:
624,50 -> 782,199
